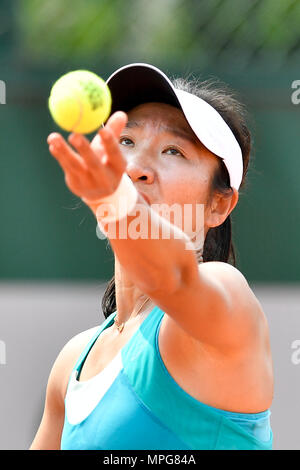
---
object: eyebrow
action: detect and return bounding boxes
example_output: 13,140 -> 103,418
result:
125,120 -> 199,146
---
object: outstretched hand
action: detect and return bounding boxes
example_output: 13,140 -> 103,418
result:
47,111 -> 128,203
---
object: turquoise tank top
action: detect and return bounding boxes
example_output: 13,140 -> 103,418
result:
61,305 -> 273,450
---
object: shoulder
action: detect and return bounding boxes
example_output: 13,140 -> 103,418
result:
57,325 -> 101,368
60,324 -> 101,359
48,325 -> 101,402
199,260 -> 250,286
30,324 -> 103,449
198,261 -> 268,340
199,261 -> 262,310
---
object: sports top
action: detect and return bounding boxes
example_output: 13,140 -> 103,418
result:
61,305 -> 273,450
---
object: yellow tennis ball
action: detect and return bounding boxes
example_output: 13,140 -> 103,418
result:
48,70 -> 112,134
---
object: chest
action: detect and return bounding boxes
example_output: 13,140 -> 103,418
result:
78,317 -> 146,381
78,313 -> 273,413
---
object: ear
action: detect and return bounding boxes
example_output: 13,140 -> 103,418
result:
206,188 -> 239,228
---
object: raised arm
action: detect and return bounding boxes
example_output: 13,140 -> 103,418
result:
47,112 -> 264,353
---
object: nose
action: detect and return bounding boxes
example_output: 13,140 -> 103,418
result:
126,161 -> 155,184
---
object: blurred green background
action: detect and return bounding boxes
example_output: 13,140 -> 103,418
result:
0,0 -> 299,283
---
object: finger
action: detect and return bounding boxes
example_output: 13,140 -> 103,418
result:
68,133 -> 106,169
90,134 -> 108,164
47,133 -> 87,173
64,172 -> 83,198
103,111 -> 128,139
48,142 -> 82,176
98,126 -> 127,174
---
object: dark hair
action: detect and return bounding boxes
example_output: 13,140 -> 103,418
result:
101,77 -> 251,319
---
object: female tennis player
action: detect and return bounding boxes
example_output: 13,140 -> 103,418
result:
30,63 -> 273,450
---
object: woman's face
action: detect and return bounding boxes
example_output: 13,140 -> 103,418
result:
119,102 -> 229,240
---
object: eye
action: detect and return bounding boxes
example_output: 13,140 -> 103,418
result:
163,147 -> 184,157
119,137 -> 134,146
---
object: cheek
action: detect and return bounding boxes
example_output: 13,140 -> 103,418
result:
160,166 -> 210,206
158,166 -> 211,236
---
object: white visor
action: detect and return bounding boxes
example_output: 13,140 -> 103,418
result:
106,63 -> 243,191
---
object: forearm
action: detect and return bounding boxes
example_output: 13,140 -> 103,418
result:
87,194 -> 197,294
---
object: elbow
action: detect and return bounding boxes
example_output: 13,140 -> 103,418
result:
159,265 -> 183,294
148,247 -> 196,295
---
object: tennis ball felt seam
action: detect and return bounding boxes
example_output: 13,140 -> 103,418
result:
70,88 -> 84,133
69,79 -> 95,133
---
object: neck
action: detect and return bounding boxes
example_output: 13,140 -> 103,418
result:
114,256 -> 152,325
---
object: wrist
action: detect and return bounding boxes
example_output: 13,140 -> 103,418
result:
82,173 -> 139,224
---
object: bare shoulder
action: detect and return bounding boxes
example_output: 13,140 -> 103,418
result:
199,261 -> 266,320
199,260 -> 253,289
196,261 -> 270,350
58,325 -> 101,364
50,325 -> 101,401
29,324 -> 102,449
